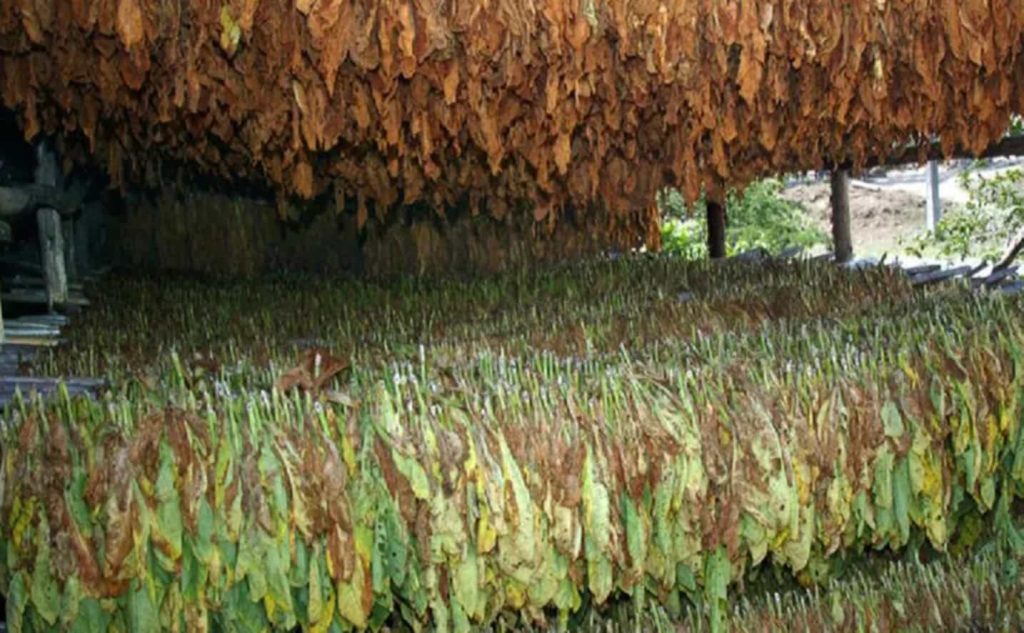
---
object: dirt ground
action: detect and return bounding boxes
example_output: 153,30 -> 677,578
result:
781,158 -> 1024,258
781,181 -> 926,257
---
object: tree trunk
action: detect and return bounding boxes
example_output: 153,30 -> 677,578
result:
830,169 -> 853,263
707,200 -> 727,259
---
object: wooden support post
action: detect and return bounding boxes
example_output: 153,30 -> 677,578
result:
830,169 -> 853,263
62,218 -> 77,280
926,160 -> 942,231
35,140 -> 67,311
37,208 -> 67,311
707,200 -> 727,259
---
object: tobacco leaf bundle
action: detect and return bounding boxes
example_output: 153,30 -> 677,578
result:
1,1 -> 1022,234
2,287 -> 1024,631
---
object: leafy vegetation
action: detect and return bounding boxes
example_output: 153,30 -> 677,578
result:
659,179 -> 826,259
534,544 -> 1024,632
2,258 -> 1023,632
907,165 -> 1024,262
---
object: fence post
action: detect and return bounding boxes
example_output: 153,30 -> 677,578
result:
926,160 -> 942,231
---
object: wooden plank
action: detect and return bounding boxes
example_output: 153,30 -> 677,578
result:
978,266 -> 1020,288
734,247 -> 769,262
903,264 -> 941,276
2,335 -> 61,347
910,265 -> 974,287
999,280 -> 1024,295
10,313 -> 70,325
0,183 -> 86,217
2,289 -> 90,306
3,329 -> 60,339
0,376 -> 105,388
3,276 -> 85,292
5,317 -> 64,327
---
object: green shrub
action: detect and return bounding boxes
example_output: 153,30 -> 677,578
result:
908,166 -> 1024,262
659,179 -> 826,259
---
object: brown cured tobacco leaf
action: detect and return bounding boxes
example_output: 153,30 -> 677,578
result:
115,0 -> 144,49
274,348 -> 350,395
1,0 -> 1022,262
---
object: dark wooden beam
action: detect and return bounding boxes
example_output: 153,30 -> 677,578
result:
835,135 -> 1024,171
0,183 -> 86,217
707,200 -> 727,259
995,227 -> 1024,272
830,169 -> 853,263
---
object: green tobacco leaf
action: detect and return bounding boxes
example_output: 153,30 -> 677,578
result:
30,525 -> 60,626
582,445 -> 613,602
452,545 -> 482,621
493,435 -> 538,587
704,547 -> 731,633
337,558 -> 369,628
7,571 -> 27,633
70,597 -> 111,633
893,459 -> 913,544
392,450 -> 431,501
623,494 -> 647,576
129,579 -> 160,633
155,441 -> 184,566
60,575 -> 82,626
65,470 -> 92,535
882,401 -> 904,439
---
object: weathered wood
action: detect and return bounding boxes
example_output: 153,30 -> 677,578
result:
925,161 -> 942,231
0,183 -> 85,217
777,246 -> 804,259
1000,280 -> 1024,295
2,335 -> 61,347
903,264 -> 942,276
1,289 -> 89,307
830,169 -> 853,263
910,265 -> 974,287
734,247 -> 769,262
994,227 -> 1024,272
837,135 -> 1024,171
707,200 -> 727,260
0,376 -> 105,389
7,314 -> 69,326
62,218 -> 77,280
975,266 -> 1019,288
4,322 -> 61,334
37,207 -> 68,310
2,276 -> 84,292
0,258 -> 43,275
